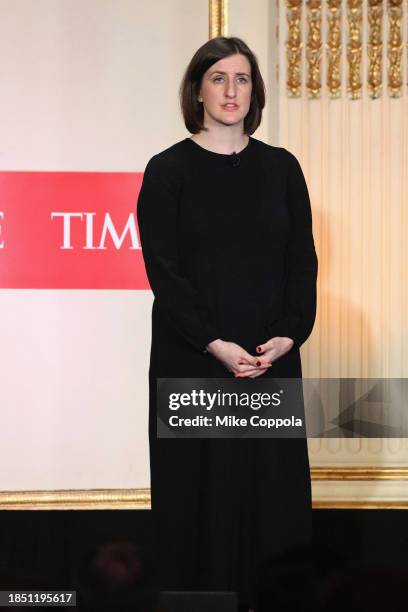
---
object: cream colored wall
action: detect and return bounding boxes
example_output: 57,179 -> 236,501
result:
0,0 -> 279,500
0,0 -> 218,497
230,0 -> 408,506
271,0 -> 408,505
275,0 -> 408,380
0,0 -> 209,171
233,0 -> 407,380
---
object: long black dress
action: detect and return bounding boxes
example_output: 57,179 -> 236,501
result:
136,135 -> 318,606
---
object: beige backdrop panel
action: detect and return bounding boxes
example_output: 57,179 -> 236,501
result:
273,0 -> 408,505
0,0 -> 215,494
0,0 -> 276,500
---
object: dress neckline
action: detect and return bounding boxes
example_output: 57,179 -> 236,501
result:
184,136 -> 253,158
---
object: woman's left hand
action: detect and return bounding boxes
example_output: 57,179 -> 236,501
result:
235,337 -> 294,378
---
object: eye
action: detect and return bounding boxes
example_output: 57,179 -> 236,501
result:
213,76 -> 249,83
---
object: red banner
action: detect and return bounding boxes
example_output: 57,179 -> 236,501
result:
0,172 -> 150,289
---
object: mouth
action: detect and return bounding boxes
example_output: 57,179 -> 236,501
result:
222,104 -> 239,111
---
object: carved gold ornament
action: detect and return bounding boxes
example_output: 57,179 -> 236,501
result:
286,0 -> 303,96
387,0 -> 403,97
367,0 -> 383,98
306,0 -> 323,97
327,0 -> 342,97
286,0 -> 407,98
347,0 -> 363,99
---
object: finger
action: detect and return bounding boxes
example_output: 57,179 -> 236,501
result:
238,360 -> 272,369
236,362 -> 272,375
235,365 -> 271,376
248,368 -> 270,378
238,357 -> 254,365
256,339 -> 276,354
234,368 -> 259,377
245,353 -> 273,367
255,347 -> 276,361
242,351 -> 260,367
254,358 -> 272,368
236,367 -> 270,378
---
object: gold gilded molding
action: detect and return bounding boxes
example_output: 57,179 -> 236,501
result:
209,0 -> 228,38
306,0 -> 323,97
312,468 -> 408,508
0,488 -> 150,511
326,0 -> 342,97
367,0 -> 383,98
347,0 -> 363,99
387,0 -> 403,97
286,0 -> 303,96
311,467 -> 408,480
4,474 -> 408,510
314,500 -> 408,508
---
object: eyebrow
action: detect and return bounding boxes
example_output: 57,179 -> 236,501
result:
209,70 -> 251,77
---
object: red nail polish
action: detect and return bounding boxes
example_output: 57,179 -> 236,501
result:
256,361 -> 261,366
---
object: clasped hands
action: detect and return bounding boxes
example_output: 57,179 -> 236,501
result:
206,337 -> 294,378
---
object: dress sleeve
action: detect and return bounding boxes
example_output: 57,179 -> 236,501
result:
265,150 -> 318,348
137,153 -> 220,353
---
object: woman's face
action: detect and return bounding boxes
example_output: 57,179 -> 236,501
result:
197,53 -> 252,130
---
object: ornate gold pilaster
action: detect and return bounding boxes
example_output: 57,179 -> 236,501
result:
306,0 -> 323,97
327,0 -> 342,98
387,0 -> 403,97
347,0 -> 363,99
286,0 -> 303,96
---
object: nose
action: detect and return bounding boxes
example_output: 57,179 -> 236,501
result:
225,77 -> 237,98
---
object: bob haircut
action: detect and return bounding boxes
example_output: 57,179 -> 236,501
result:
179,36 -> 266,136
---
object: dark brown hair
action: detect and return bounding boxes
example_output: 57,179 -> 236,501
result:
179,36 -> 266,135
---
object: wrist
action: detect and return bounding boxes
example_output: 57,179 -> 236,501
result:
270,336 -> 294,347
205,338 -> 223,354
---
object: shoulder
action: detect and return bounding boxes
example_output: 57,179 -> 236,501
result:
140,140 -> 187,199
250,137 -> 298,167
143,139 -> 187,177
251,140 -> 307,193
257,141 -> 306,182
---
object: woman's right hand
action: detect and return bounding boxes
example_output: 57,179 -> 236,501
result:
206,339 -> 272,377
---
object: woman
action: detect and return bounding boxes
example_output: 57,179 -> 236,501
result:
137,36 -> 318,611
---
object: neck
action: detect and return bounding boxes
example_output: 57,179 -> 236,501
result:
191,129 -> 249,155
